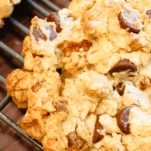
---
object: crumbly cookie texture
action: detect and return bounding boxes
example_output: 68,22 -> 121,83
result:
6,0 -> 151,150
0,0 -> 21,27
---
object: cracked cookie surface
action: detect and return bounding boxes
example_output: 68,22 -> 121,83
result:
6,0 -> 151,150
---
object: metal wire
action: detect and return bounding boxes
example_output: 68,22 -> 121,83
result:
0,112 -> 43,150
0,96 -> 11,111
0,41 -> 24,63
26,0 -> 50,16
8,17 -> 29,35
0,75 -> 6,84
38,0 -> 60,12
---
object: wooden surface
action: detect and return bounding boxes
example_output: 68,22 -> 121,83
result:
0,0 -> 69,150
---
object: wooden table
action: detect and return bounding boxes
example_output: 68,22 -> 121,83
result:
0,0 -> 70,150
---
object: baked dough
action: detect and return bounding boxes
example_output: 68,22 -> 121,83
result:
0,0 -> 21,27
6,0 -> 151,150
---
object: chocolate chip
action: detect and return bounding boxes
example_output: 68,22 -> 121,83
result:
109,59 -> 137,74
57,68 -> 62,75
118,10 -> 141,33
146,9 -> 151,19
117,84 -> 125,96
45,26 -> 57,41
33,27 -> 47,41
117,106 -> 133,134
67,132 -> 86,149
46,12 -> 62,33
92,115 -> 104,144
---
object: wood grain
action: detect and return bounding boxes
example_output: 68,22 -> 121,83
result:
0,0 -> 69,150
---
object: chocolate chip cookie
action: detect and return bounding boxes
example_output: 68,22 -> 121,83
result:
6,0 -> 151,150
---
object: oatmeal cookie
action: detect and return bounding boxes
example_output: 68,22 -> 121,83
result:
6,0 -> 151,150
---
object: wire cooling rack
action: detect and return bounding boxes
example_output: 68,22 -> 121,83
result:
0,0 -> 70,150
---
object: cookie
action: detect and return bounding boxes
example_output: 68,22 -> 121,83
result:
0,0 -> 21,27
6,0 -> 151,150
